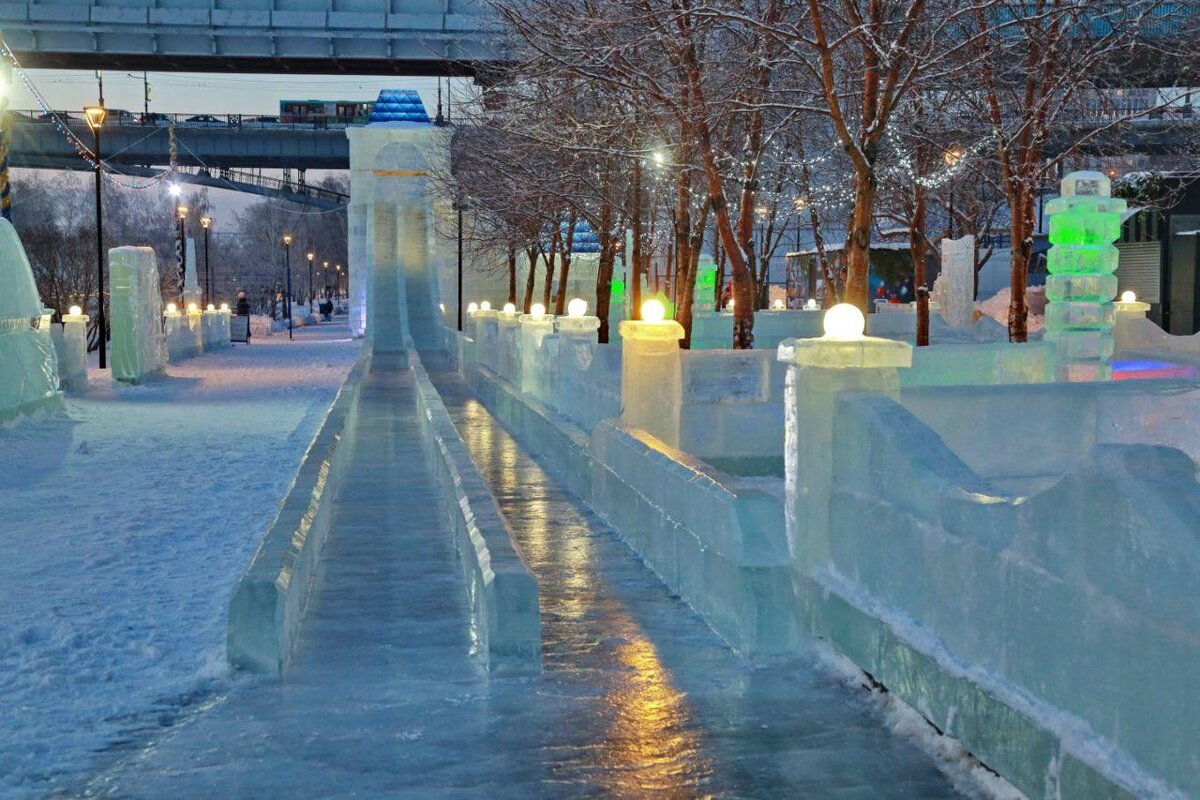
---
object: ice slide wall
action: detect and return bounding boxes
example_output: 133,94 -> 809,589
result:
453,317 -> 1197,799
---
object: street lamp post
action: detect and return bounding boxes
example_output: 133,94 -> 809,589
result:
84,105 -> 107,368
336,264 -> 343,299
306,252 -> 315,308
323,261 -> 330,298
175,204 -> 188,309
200,216 -> 212,308
283,234 -> 293,340
452,197 -> 466,331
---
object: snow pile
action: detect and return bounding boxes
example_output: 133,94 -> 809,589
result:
976,286 -> 1045,333
0,329 -> 359,797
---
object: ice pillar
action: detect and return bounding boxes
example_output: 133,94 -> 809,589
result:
618,316 -> 685,448
110,246 -> 167,383
519,310 -> 554,396
53,307 -> 89,393
778,306 -> 912,573
935,234 -> 975,328
497,309 -> 520,384
1044,171 -> 1125,382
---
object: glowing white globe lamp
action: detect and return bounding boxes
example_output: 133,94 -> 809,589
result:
823,303 -> 866,340
641,299 -> 666,324
503,302 -> 517,314
1121,290 -> 1137,304
530,302 -> 546,319
68,305 -> 83,317
479,301 -> 492,311
567,298 -> 588,318
467,302 -> 479,314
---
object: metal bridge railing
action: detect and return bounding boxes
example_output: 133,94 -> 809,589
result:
9,110 -> 361,131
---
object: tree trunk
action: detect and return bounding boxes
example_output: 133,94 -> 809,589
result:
507,247 -> 517,305
523,247 -> 538,312
911,188 -> 929,346
554,214 -> 575,316
596,235 -> 615,344
1007,195 -> 1031,343
843,169 -> 876,312
631,159 -> 643,320
541,228 -> 559,310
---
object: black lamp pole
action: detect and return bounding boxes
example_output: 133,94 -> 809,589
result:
85,103 -> 108,369
284,236 -> 293,340
453,198 -> 465,331
89,117 -> 106,369
201,217 -> 212,307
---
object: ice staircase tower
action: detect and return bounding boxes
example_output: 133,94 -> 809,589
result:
345,90 -> 449,354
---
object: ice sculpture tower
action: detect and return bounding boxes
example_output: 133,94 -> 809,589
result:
345,90 -> 449,349
1044,171 -> 1124,381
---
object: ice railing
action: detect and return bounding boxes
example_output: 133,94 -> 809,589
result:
826,387 -> 1200,799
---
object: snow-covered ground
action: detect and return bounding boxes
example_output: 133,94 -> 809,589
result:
0,323 -> 359,798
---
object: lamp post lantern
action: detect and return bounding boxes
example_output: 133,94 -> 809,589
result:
283,234 -> 294,340
336,264 -> 343,299
84,104 -> 107,368
200,216 -> 212,308
323,261 -> 330,298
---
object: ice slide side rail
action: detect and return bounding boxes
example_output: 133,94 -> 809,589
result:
409,353 -> 541,671
226,352 -> 370,675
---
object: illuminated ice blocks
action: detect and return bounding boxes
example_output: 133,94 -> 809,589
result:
1044,171 -> 1125,381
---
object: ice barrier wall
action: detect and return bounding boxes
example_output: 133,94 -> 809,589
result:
0,219 -> 62,422
454,307 -> 1196,798
409,353 -> 542,672
227,353 -> 370,675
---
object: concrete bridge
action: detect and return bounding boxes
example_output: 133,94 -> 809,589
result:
0,0 -> 502,75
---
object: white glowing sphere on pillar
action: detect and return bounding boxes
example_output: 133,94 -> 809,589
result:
823,303 -> 866,340
220,303 -> 230,312
772,299 -> 785,310
480,301 -> 492,311
1121,290 -> 1137,303
530,303 -> 546,319
503,302 -> 517,314
805,298 -> 818,310
68,305 -> 82,316
467,302 -> 479,314
641,299 -> 666,324
187,302 -> 198,313
207,303 -> 215,312
567,298 -> 587,318
166,303 -> 178,314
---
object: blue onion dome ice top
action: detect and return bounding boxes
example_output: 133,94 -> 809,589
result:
368,90 -> 430,124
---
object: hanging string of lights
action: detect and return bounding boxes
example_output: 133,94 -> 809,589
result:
1,38 -> 176,190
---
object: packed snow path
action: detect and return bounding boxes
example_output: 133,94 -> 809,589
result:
87,351 -> 966,797
0,321 -> 358,798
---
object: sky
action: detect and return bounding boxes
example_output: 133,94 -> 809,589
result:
11,68 -> 458,118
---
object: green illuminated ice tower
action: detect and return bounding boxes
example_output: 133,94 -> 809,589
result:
1044,170 -> 1126,381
